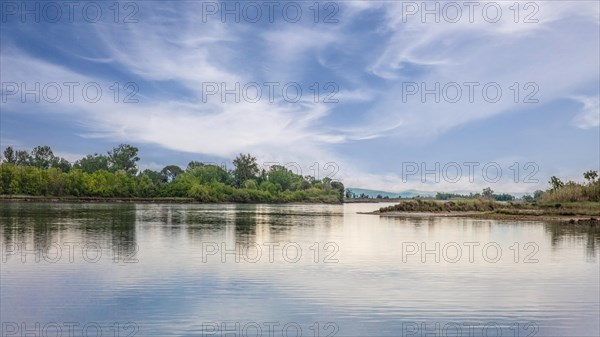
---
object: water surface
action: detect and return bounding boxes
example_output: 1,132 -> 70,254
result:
1,202 -> 598,336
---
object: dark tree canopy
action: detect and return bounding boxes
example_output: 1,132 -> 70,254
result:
30,146 -> 55,169
74,154 -> 110,173
161,165 -> 184,183
3,147 -> 16,164
232,153 -> 259,187
108,144 -> 140,175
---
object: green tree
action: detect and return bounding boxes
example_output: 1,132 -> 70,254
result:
15,150 -> 31,166
243,179 -> 258,189
186,161 -> 205,172
74,154 -> 110,173
493,193 -> 514,201
30,146 -> 55,169
190,164 -> 231,184
140,169 -> 163,185
161,165 -> 184,182
51,157 -> 71,172
549,176 -> 564,191
583,170 -> 598,183
330,181 -> 345,202
0,145 -> 347,203
135,174 -> 156,197
3,147 -> 16,164
232,153 -> 259,187
108,144 -> 139,175
482,187 -> 494,198
0,164 -> 17,194
267,165 -> 296,191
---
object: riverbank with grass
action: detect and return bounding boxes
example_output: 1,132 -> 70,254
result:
0,194 -> 344,204
369,199 -> 599,223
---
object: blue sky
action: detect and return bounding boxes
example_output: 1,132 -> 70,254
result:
1,1 -> 599,193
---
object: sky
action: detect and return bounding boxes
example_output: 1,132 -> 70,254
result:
1,0 -> 599,194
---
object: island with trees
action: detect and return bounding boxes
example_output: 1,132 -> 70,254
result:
0,144 -> 345,203
374,170 -> 599,222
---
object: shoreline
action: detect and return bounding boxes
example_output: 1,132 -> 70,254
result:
362,210 -> 599,224
2,196 -> 597,224
0,195 -> 343,205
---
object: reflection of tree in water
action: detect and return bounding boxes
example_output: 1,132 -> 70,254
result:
232,211 -> 257,239
545,221 -> 599,258
0,202 -> 137,260
1,202 -> 53,249
178,204 -> 342,245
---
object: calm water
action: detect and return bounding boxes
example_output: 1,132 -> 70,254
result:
1,202 -> 598,337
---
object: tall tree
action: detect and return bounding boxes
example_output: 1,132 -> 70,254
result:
30,145 -> 55,169
15,150 -> 31,166
583,170 -> 598,183
232,153 -> 259,186
549,176 -> 564,191
3,147 -> 16,164
160,165 -> 184,182
186,161 -> 205,172
51,157 -> 72,172
267,165 -> 295,190
482,187 -> 494,198
74,154 -> 110,173
108,144 -> 140,175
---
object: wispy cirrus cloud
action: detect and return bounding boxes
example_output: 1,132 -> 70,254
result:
572,96 -> 600,129
1,1 -> 598,192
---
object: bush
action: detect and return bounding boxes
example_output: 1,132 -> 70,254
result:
542,180 -> 599,203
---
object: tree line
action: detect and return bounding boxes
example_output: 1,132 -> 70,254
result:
0,145 -> 345,203
435,188 -> 517,201
343,170 -> 599,203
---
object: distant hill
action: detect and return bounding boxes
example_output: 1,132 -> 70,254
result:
347,188 -> 528,199
347,188 -> 436,199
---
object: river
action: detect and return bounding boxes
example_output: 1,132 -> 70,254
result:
1,202 -> 598,337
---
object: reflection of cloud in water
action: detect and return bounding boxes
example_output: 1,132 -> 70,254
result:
1,203 -> 598,336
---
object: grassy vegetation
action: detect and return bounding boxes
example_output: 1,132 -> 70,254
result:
378,199 -> 599,218
379,199 -> 523,213
541,181 -> 599,203
378,170 -> 600,219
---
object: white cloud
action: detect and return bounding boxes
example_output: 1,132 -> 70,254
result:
572,96 -> 600,129
0,47 -> 342,168
359,1 -> 600,140
1,1 -> 598,191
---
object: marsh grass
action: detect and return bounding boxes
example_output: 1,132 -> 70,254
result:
542,181 -> 600,203
379,199 -> 599,217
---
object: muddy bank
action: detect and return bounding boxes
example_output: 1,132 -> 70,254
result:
363,210 -> 599,223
